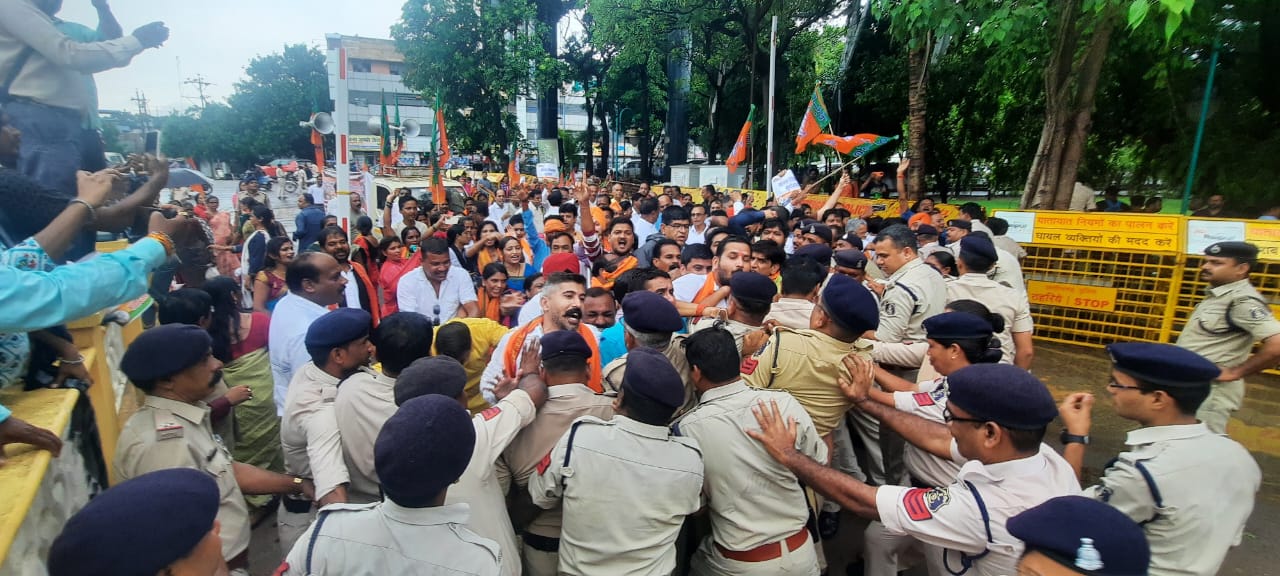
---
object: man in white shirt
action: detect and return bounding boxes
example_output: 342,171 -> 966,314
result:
269,252 -> 349,415
686,204 -> 710,245
397,237 -> 478,324
631,197 -> 660,242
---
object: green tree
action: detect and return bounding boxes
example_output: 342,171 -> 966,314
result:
227,44 -> 330,165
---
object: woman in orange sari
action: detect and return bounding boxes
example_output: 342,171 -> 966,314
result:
378,226 -> 422,316
477,262 -> 523,327
467,220 -> 503,271
204,195 -> 240,277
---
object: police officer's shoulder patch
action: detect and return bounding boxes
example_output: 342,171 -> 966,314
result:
1249,306 -> 1269,321
912,392 -> 935,407
882,302 -> 897,317
903,487 -> 950,521
536,451 -> 552,474
741,357 -> 759,375
481,406 -> 502,421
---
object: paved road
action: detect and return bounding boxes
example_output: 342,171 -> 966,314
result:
203,179 -> 303,237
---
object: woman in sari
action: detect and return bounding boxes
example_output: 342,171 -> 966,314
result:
202,277 -> 284,510
252,237 -> 294,313
477,263 -> 523,327
378,226 -> 422,316
350,215 -> 380,289
467,220 -> 502,272
203,195 -> 240,277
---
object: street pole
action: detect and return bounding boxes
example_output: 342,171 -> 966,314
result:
613,107 -> 630,176
766,15 -> 777,196
1181,35 -> 1220,214
327,38 -> 351,227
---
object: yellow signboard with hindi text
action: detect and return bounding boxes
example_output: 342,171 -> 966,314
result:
1023,212 -> 1181,252
1245,221 -> 1280,261
1026,280 -> 1119,312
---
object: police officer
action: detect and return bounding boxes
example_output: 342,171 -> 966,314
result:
279,308 -> 374,551
283,395 -> 502,575
691,270 -> 776,353
395,350 -> 549,576
832,249 -> 868,282
530,347 -> 704,576
114,325 -> 312,573
741,273 -> 878,439
500,330 -> 616,576
1175,241 -> 1280,434
602,290 -> 689,394
1007,496 -> 1150,576
946,235 -> 1035,368
751,362 -> 1081,576
945,222 -> 1025,294
49,469 -> 230,576
677,327 -> 827,576
1058,343 -> 1261,576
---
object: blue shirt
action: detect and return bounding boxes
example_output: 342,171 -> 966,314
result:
598,321 -> 628,366
294,205 -> 327,251
0,237 -> 167,334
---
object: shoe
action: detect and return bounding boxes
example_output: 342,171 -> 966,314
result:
819,509 -> 840,540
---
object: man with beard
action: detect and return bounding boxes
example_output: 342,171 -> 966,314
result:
686,235 -> 751,311
115,325 -> 315,573
319,225 -> 379,322
480,272 -> 603,404
278,309 -> 374,552
591,217 -> 638,290
648,238 -> 683,278
500,331 -> 617,576
582,287 -> 618,330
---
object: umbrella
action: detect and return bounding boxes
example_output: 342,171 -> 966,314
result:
166,168 -> 213,189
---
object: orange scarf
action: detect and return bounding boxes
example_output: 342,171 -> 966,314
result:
503,317 -> 603,393
693,272 -> 723,305
594,254 -> 637,290
477,247 -> 501,269
350,262 -> 381,326
478,289 -> 502,322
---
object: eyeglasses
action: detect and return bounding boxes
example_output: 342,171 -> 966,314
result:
666,223 -> 690,230
432,304 -> 441,327
1106,378 -> 1145,392
943,406 -> 988,425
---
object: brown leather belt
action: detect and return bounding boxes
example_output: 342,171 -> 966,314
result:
715,528 -> 810,562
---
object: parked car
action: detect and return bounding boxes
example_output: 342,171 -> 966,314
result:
619,159 -> 645,180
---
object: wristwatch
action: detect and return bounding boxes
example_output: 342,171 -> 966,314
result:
292,476 -> 304,494
1059,429 -> 1090,446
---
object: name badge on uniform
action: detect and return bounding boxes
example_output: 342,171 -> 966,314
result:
156,422 -> 184,441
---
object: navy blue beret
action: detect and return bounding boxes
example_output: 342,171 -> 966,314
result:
305,308 -> 372,349
839,231 -> 864,250
394,356 -> 469,406
833,249 -> 867,270
1008,495 -> 1150,576
915,224 -> 939,236
960,235 -> 998,262
821,274 -> 879,334
793,243 -> 833,266
1205,241 -> 1258,261
730,271 -> 777,304
623,347 -> 685,409
947,219 -> 972,231
1106,342 -> 1219,389
121,324 -> 212,382
622,291 -> 683,334
49,468 -> 219,576
803,223 -> 834,244
947,364 -> 1058,429
924,311 -> 994,340
541,329 -> 593,360
376,394 -> 476,507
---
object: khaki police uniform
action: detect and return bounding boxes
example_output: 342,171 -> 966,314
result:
874,443 -> 1081,576
501,383 -> 615,576
864,378 -> 964,576
279,362 -> 351,552
529,415 -> 704,576
282,501 -> 502,575
991,235 -> 1026,261
865,257 -> 947,486
676,382 -> 827,576
740,326 -> 871,437
448,389 -> 539,576
114,395 -> 251,562
946,273 -> 1034,365
764,297 -> 815,330
1175,278 -> 1280,433
1084,423 -> 1260,576
602,341 -> 694,397
333,367 -> 397,503
689,317 -> 759,351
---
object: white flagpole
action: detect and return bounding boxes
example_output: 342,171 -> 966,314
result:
766,15 -> 777,197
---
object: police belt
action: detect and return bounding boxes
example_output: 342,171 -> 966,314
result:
523,531 -> 560,552
714,528 -> 809,562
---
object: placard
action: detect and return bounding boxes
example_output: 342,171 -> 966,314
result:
993,211 -> 1036,243
1027,280 -> 1118,312
1185,219 -> 1246,255
535,163 -> 559,179
770,170 -> 802,196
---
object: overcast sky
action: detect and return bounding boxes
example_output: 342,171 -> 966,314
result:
57,0 -> 405,113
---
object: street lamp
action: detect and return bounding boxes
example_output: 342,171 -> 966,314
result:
613,107 -> 631,176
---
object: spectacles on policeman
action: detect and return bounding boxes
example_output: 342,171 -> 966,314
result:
943,406 -> 987,425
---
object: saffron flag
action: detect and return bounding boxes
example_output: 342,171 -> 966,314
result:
725,104 -> 755,173
378,91 -> 392,165
434,92 -> 452,167
507,145 -> 520,187
795,86 -> 831,154
812,133 -> 899,158
387,97 -> 405,166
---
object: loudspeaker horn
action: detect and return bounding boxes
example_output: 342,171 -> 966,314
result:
366,116 -> 383,135
299,112 -> 334,135
399,118 -> 421,138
